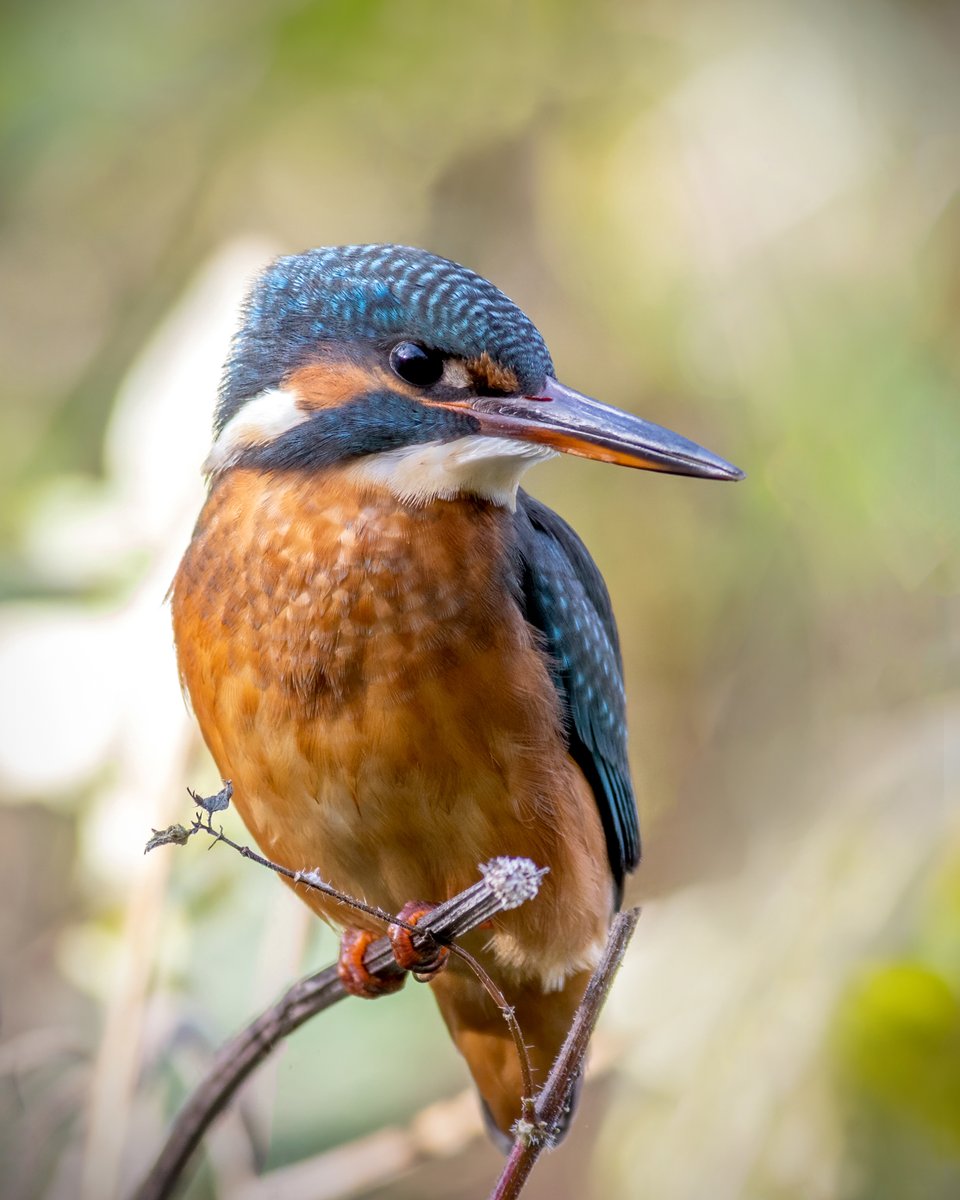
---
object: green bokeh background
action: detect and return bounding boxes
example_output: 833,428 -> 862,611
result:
1,2 -> 955,1198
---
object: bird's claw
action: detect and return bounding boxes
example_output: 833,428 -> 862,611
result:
337,901 -> 448,998
389,901 -> 449,981
337,928 -> 405,998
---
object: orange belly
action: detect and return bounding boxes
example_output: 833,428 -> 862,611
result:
171,466 -> 612,989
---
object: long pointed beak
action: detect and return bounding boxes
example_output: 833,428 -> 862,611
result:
461,376 -> 744,481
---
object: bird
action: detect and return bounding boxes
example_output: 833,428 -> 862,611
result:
170,243 -> 742,1147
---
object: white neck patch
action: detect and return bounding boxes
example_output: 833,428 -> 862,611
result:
203,386 -> 307,475
349,435 -> 557,509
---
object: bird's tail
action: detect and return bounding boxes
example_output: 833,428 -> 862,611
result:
428,960 -> 591,1148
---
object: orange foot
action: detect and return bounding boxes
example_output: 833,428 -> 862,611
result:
389,901 -> 450,981
336,902 -> 450,999
337,928 -> 405,998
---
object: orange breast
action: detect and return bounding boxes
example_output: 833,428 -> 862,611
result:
171,466 -> 611,987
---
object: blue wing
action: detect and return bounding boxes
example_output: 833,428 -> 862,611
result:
513,490 -> 640,897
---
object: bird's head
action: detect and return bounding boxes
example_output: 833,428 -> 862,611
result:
205,244 -> 743,506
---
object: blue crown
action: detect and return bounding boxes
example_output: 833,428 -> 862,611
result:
217,244 -> 554,431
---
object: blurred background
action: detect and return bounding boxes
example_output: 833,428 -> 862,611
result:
1,1 -> 956,1197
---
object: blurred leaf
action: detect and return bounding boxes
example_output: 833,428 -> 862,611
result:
836,963 -> 960,1151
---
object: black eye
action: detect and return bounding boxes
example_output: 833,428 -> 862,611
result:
389,341 -> 445,387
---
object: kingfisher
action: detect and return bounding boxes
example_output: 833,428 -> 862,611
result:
171,244 -> 742,1146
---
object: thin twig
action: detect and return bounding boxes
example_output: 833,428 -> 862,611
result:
134,854 -> 547,1200
488,907 -> 642,1200
188,811 -> 540,1100
448,943 -> 536,1104
177,788 -> 422,934
162,802 -> 540,1096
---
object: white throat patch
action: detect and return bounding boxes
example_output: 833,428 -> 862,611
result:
349,435 -> 557,509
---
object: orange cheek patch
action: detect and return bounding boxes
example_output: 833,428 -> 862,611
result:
466,351 -> 519,396
287,359 -> 422,411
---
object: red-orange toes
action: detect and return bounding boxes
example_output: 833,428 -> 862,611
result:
337,927 -> 405,998
388,901 -> 449,980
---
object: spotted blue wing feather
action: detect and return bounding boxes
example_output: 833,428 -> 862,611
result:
513,490 -> 640,898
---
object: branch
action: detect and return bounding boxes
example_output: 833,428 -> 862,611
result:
134,851 -> 547,1200
489,906 -> 642,1200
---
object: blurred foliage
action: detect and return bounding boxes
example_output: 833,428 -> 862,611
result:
839,963 -> 960,1146
833,853 -> 960,1197
0,0 -> 956,1198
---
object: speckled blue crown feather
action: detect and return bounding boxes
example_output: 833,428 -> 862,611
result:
217,244 -> 554,432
